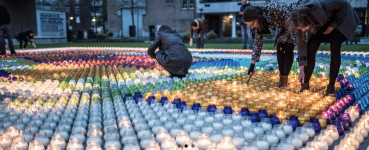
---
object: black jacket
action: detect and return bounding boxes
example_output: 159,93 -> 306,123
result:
16,31 -> 34,43
0,5 -> 10,25
239,2 -> 252,25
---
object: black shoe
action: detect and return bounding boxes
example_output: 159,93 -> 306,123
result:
278,75 -> 282,87
11,52 -> 16,55
325,85 -> 335,96
300,84 -> 310,92
279,76 -> 288,88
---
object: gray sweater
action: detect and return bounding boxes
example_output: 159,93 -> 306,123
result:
296,0 -> 360,66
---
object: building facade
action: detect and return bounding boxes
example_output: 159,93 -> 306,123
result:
107,0 -> 122,37
142,0 -> 196,39
65,0 -> 104,38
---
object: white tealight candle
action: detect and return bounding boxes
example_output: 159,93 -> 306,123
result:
256,141 -> 269,150
266,135 -> 279,145
213,122 -> 223,130
281,144 -> 294,150
246,145 -> 259,150
276,130 -> 286,139
205,117 -> 214,123
242,120 -> 252,128
222,129 -> 234,137
283,125 -> 293,134
261,123 -> 272,132
170,129 -> 182,137
197,138 -> 211,150
194,120 -> 204,127
176,136 -> 190,146
253,128 -> 264,136
305,128 -> 315,137
215,114 -> 224,119
291,138 -> 302,149
243,132 -> 256,141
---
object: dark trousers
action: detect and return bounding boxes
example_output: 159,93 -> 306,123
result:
0,24 -> 15,54
277,42 -> 295,76
197,32 -> 205,49
170,73 -> 186,79
304,27 -> 347,86
16,36 -> 29,49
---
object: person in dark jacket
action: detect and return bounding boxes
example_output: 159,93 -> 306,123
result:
288,0 -> 359,95
148,25 -> 193,79
243,2 -> 300,88
15,30 -> 36,49
189,18 -> 207,49
0,4 -> 15,55
239,0 -> 253,49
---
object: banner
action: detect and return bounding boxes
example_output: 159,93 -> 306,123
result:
36,11 -> 67,38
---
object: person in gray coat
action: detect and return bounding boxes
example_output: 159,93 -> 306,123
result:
288,0 -> 359,95
148,25 -> 193,79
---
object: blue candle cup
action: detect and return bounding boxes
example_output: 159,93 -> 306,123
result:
309,118 -> 321,133
337,118 -> 349,131
160,97 -> 168,106
250,112 -> 261,122
331,120 -> 345,135
241,108 -> 250,116
223,106 -> 233,114
178,102 -> 187,111
147,96 -> 155,105
258,109 -> 268,119
289,116 -> 300,130
172,98 -> 181,107
339,113 -> 352,127
269,114 -> 280,125
207,105 -> 217,113
192,103 -> 201,112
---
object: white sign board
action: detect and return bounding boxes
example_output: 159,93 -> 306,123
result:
36,11 -> 67,38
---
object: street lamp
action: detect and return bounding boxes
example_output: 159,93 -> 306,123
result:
200,8 -> 204,18
70,17 -> 74,20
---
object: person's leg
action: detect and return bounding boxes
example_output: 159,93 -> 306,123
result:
4,25 -> 15,53
0,28 -> 5,55
303,41 -> 321,84
282,43 -> 295,76
246,25 -> 253,49
200,32 -> 205,48
196,32 -> 201,49
327,43 -> 342,86
24,40 -> 28,49
276,43 -> 285,76
241,25 -> 247,49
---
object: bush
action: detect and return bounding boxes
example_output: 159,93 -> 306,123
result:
236,31 -> 242,38
87,29 -> 95,39
354,31 -> 361,38
182,32 -> 190,43
206,30 -> 218,40
77,30 -> 84,39
97,33 -> 106,40
108,32 -> 114,38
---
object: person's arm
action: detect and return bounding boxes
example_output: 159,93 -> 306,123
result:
190,27 -> 194,40
147,34 -> 161,59
295,29 -> 307,66
326,0 -> 346,29
251,29 -> 264,63
26,36 -> 33,44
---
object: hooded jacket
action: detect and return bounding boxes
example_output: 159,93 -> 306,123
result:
296,0 -> 360,66
148,25 -> 193,75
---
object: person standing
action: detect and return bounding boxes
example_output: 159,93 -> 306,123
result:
239,0 -> 253,49
0,4 -> 15,55
189,18 -> 207,49
289,0 -> 359,95
244,1 -> 300,88
15,30 -> 36,50
148,25 -> 193,79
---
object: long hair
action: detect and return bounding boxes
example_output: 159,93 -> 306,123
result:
242,6 -> 271,34
287,6 -> 319,33
158,25 -> 176,34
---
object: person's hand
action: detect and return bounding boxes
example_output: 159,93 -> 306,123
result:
32,43 -> 36,47
248,62 -> 256,79
198,34 -> 201,38
323,27 -> 334,35
189,39 -> 193,46
5,45 -> 8,49
299,66 -> 305,84
239,12 -> 243,15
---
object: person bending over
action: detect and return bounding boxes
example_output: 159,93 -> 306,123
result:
148,25 -> 193,79
189,18 -> 207,49
15,30 -> 36,49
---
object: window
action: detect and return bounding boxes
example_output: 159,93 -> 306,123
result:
189,0 -> 194,8
75,0 -> 79,4
166,0 -> 173,5
182,0 -> 188,8
75,6 -> 80,14
76,16 -> 80,24
182,0 -> 194,9
65,7 -> 70,13
65,0 -> 69,5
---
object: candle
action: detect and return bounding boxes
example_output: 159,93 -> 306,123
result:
161,137 -> 176,150
197,134 -> 211,150
217,137 -> 236,150
243,128 -> 256,141
176,131 -> 190,146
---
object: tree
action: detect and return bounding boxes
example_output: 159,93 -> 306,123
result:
81,0 -> 103,38
118,0 -> 145,39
